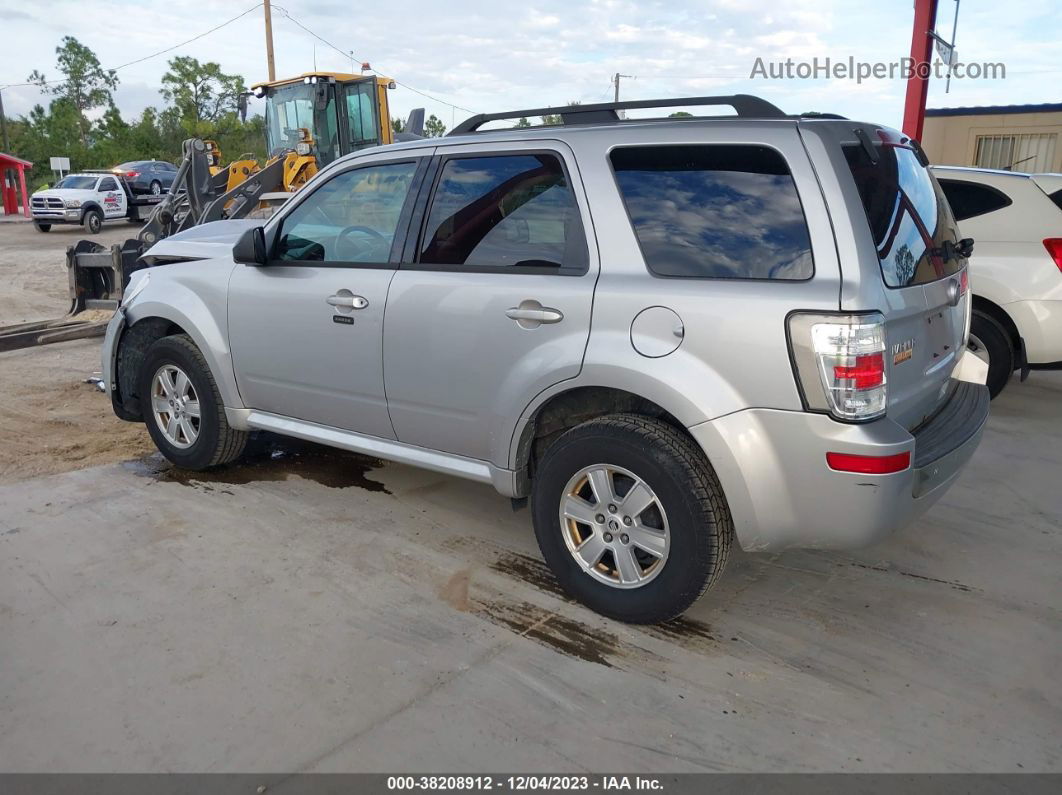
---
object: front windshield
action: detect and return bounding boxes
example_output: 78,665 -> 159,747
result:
55,176 -> 98,190
264,83 -> 317,155
264,82 -> 341,165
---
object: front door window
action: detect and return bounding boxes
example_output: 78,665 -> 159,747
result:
276,161 -> 418,263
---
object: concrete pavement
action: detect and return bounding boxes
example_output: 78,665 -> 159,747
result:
1,374 -> 1059,772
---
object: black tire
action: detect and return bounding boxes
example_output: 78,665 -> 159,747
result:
34,223 -> 51,232
150,180 -> 162,196
138,334 -> 247,470
83,208 -> 103,234
969,311 -> 1015,399
531,414 -> 733,624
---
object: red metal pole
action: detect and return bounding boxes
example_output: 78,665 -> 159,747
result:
17,164 -> 30,218
902,0 -> 939,140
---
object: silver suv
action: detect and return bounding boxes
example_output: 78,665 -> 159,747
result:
102,95 -> 990,623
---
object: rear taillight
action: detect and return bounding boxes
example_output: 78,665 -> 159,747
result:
788,312 -> 888,421
125,170 -> 139,178
1044,238 -> 1062,272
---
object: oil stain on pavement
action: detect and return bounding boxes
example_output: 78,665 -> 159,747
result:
123,433 -> 390,493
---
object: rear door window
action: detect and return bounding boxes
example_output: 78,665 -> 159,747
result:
845,143 -> 962,288
937,179 -> 1013,221
418,153 -> 587,272
609,144 -> 813,280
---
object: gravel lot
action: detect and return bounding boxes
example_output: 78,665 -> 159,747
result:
0,220 -> 152,482
0,219 -> 1059,773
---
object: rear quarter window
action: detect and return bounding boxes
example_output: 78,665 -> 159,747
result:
1048,188 -> 1062,212
845,143 -> 962,288
609,144 -> 814,280
937,178 -> 1013,221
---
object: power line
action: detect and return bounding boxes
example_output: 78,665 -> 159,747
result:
271,4 -> 476,115
0,3 -> 262,91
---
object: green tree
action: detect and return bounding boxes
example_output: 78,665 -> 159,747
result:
160,56 -> 246,132
668,111 -> 693,118
515,117 -> 531,128
424,113 -> 447,137
540,100 -> 580,126
391,116 -> 405,134
28,36 -> 118,148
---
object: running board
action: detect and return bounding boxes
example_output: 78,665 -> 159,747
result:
243,410 -> 498,486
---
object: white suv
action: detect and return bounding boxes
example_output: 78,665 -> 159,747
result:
933,166 -> 1062,396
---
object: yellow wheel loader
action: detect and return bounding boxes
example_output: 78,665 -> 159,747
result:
1,72 -> 424,352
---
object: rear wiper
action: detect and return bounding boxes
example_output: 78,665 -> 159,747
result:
932,237 -> 975,262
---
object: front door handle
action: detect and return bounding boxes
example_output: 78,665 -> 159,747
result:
506,301 -> 564,329
327,293 -> 369,309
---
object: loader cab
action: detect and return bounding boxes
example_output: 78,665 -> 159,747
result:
255,72 -> 396,168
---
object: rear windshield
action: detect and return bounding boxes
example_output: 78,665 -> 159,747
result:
845,143 -> 962,288
55,176 -> 98,190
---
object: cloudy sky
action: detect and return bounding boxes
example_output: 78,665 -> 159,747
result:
1,0 -> 1059,131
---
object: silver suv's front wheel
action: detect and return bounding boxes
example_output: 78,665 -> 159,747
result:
137,333 -> 247,470
531,414 -> 733,624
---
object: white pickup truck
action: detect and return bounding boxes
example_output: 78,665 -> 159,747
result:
30,172 -> 162,234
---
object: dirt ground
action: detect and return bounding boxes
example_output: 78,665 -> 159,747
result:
0,220 -> 153,483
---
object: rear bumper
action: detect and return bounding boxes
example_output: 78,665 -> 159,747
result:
689,380 -> 990,552
1005,299 -> 1062,364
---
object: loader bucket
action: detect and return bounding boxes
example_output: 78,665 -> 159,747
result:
0,239 -> 142,353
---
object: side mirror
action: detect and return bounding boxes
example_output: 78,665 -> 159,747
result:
233,226 -> 268,266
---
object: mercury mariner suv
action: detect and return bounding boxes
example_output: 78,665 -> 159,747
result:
102,95 -> 990,623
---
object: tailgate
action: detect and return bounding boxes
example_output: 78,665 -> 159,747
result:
843,128 -> 969,429
884,275 -> 969,429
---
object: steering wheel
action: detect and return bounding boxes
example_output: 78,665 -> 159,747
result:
335,225 -> 389,261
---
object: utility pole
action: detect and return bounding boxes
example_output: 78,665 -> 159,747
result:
901,0 -> 939,140
612,72 -> 634,103
263,0 -> 277,82
0,88 -> 9,152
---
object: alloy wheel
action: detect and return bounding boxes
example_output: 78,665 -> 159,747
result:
558,464 -> 670,589
968,333 -> 991,366
150,364 -> 201,449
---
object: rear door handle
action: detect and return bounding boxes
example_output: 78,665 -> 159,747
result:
327,293 -> 368,309
506,302 -> 564,328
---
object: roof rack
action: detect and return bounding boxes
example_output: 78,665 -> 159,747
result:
449,94 -> 787,135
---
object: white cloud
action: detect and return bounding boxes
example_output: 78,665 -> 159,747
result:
0,0 -> 1058,133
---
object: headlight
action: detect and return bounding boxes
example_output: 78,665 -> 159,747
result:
65,199 -> 82,208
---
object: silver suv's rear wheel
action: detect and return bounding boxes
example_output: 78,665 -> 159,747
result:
532,414 -> 733,624
560,464 -> 670,589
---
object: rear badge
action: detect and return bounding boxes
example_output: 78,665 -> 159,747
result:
892,338 -> 914,365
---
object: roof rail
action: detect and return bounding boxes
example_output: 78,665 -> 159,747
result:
449,94 -> 787,135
